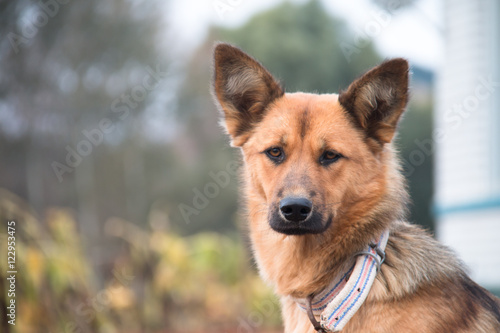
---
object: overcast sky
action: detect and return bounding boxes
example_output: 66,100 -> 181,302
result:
166,0 -> 443,70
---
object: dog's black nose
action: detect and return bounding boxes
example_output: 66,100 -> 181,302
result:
279,197 -> 312,222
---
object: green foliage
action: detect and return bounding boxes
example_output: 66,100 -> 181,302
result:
0,189 -> 280,332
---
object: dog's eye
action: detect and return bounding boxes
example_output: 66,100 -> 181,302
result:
320,150 -> 342,165
265,147 -> 284,163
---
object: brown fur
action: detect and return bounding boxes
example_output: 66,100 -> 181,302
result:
212,43 -> 500,332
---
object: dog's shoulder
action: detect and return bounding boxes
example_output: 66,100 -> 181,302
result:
371,221 -> 500,331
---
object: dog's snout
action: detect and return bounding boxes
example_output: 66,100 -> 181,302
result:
279,197 -> 312,222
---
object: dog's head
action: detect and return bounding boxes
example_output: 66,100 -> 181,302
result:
212,43 -> 408,241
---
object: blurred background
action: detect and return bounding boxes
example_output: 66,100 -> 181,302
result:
0,0 -> 498,332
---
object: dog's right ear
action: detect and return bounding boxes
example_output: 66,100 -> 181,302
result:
212,43 -> 283,147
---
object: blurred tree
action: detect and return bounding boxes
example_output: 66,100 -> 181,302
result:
399,67 -> 435,232
0,0 -> 165,129
371,0 -> 417,11
0,0 -> 170,268
216,0 -> 381,93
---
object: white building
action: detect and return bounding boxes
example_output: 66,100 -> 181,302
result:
435,0 -> 500,292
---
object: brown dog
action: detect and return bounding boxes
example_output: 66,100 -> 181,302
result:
212,43 -> 500,332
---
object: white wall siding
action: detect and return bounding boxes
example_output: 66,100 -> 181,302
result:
435,0 -> 500,289
437,209 -> 500,289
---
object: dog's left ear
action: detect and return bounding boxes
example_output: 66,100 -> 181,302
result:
339,58 -> 409,146
212,43 -> 284,147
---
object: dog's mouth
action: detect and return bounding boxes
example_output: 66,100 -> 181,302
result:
269,209 -> 333,235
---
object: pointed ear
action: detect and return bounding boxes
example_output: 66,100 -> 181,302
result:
212,43 -> 284,146
339,58 -> 409,147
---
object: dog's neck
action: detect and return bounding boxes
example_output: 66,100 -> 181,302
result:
248,209 -> 391,298
290,230 -> 390,331
247,183 -> 406,298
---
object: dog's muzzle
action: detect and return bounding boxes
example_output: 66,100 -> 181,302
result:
269,196 -> 331,235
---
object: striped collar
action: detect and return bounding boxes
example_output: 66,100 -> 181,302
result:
292,230 -> 390,332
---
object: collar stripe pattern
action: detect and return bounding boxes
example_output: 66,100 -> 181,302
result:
325,251 -> 375,327
298,266 -> 354,312
320,230 -> 390,331
293,230 -> 390,332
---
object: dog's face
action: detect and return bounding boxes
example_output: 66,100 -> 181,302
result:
213,44 -> 408,238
